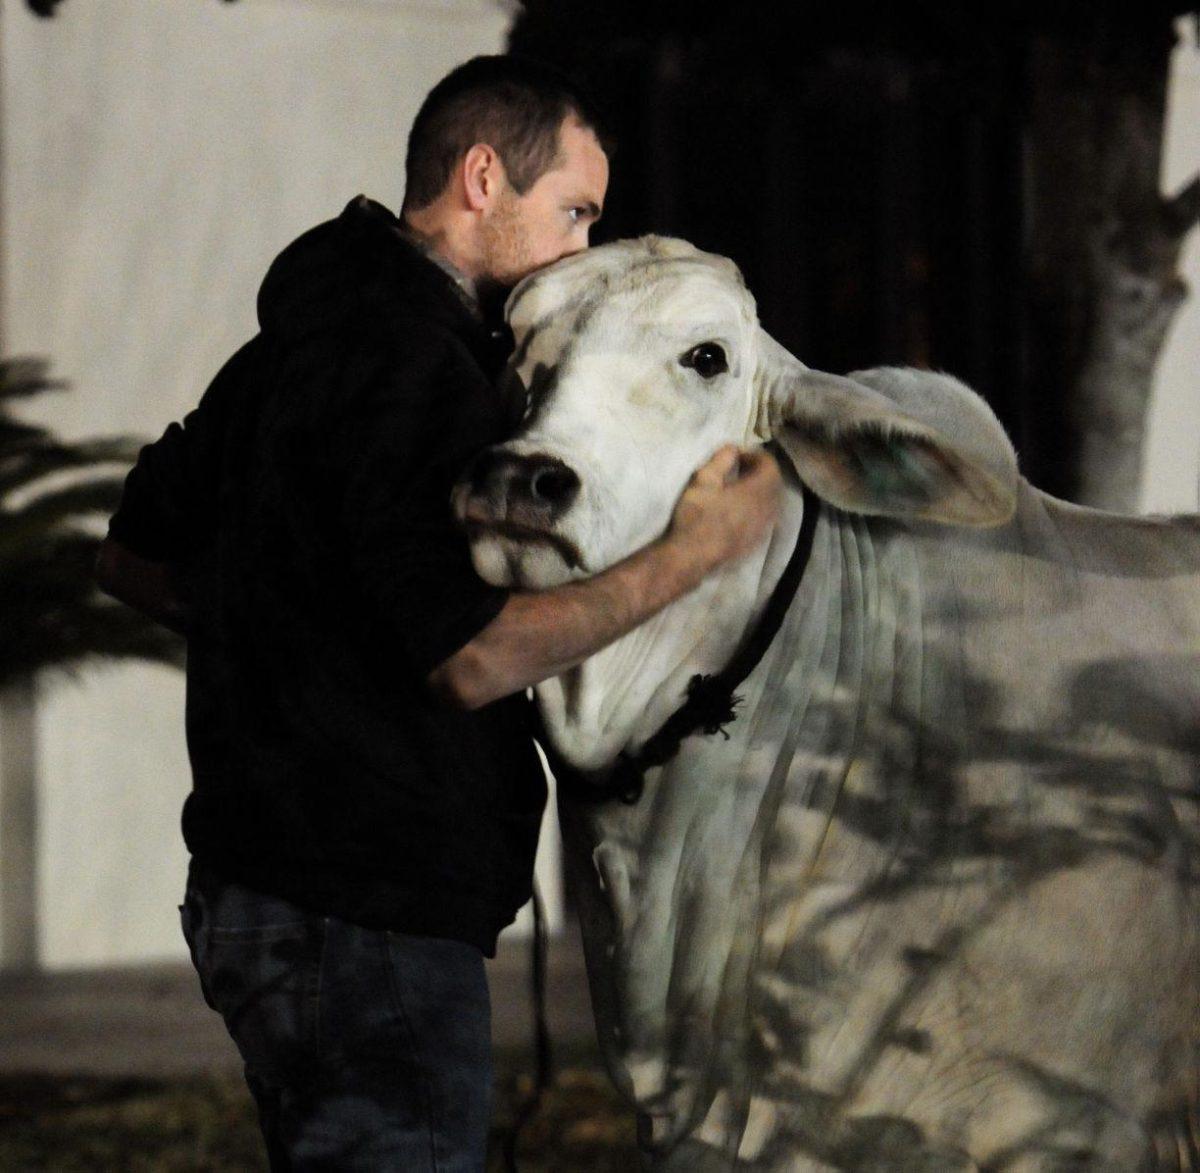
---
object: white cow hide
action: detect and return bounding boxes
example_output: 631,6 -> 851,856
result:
456,237 -> 1200,1171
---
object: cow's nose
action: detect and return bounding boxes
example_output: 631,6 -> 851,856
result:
528,462 -> 580,507
467,450 -> 580,512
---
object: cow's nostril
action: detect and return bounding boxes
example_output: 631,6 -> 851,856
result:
529,464 -> 580,506
466,450 -> 579,512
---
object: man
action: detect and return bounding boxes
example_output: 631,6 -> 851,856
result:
96,55 -> 780,1170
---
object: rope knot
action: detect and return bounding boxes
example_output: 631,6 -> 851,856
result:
685,674 -> 742,739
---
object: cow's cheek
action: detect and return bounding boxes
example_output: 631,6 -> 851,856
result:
584,454 -> 669,566
637,437 -> 722,539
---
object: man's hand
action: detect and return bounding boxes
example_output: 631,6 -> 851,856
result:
668,445 -> 784,567
94,538 -> 191,637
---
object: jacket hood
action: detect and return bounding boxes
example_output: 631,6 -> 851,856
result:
256,195 -> 479,343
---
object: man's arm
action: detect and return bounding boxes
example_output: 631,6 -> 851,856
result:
93,339 -> 262,636
427,445 -> 782,709
94,539 -> 190,637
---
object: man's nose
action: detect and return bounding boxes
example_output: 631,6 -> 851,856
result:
467,449 -> 581,512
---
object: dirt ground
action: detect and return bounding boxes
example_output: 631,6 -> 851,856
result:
0,927 -> 639,1169
0,1060 -> 638,1171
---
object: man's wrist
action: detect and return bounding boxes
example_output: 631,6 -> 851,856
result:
657,524 -> 731,583
625,532 -> 720,618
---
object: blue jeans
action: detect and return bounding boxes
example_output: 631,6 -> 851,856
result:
179,859 -> 493,1171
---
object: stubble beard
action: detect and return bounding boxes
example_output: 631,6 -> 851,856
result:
479,192 -> 536,294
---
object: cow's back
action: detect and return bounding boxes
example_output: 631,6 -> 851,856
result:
745,492 -> 1197,1169
790,484 -> 1200,1169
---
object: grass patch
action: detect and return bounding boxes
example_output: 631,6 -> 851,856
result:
0,1073 -> 264,1171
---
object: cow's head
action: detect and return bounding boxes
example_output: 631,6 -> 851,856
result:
454,236 -> 1017,589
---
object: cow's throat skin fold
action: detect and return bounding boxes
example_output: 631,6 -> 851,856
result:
547,484 -> 1200,1171
535,478 -> 810,772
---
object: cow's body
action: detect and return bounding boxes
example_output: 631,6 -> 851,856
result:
456,237 -> 1200,1170
561,480 -> 1200,1170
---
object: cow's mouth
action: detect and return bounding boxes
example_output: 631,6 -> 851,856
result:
462,517 -> 584,572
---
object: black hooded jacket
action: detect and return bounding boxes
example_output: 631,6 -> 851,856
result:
106,196 -> 546,955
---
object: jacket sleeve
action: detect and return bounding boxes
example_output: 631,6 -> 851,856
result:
106,337 -> 262,563
332,339 -> 512,680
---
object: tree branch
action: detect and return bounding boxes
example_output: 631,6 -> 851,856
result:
1163,173 -> 1200,239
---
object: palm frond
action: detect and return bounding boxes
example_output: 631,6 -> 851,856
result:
0,530 -> 120,614
0,531 -> 184,686
1,436 -> 144,498
25,0 -> 66,18
0,599 -> 184,693
0,478 -> 129,560
0,357 -> 184,685
0,418 -> 52,445
0,358 -> 68,401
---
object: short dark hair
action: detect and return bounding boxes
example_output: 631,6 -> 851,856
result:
402,55 -> 610,212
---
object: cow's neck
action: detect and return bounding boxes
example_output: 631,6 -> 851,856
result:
558,503 -> 931,1153
534,479 -> 809,773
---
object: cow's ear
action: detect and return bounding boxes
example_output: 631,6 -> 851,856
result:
752,331 -> 1018,527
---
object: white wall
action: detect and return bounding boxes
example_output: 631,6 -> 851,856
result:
0,0 -> 561,968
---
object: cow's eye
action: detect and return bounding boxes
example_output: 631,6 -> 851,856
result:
680,342 -> 728,379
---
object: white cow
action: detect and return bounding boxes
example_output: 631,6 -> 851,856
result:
455,237 -> 1200,1171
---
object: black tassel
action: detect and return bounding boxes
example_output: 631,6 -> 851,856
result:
685,674 -> 742,738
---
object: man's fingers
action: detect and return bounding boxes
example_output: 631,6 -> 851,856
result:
732,448 -> 777,481
671,444 -> 783,563
691,444 -> 745,487
725,448 -> 782,496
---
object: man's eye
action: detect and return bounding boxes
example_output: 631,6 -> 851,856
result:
680,342 -> 728,379
567,207 -> 584,223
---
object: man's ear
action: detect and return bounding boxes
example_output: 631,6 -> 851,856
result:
752,330 -> 1018,527
462,143 -> 503,211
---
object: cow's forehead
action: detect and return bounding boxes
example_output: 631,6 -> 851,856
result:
506,236 -> 756,349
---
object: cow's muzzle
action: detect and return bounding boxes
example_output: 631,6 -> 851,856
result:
456,448 -> 585,572
462,449 -> 581,520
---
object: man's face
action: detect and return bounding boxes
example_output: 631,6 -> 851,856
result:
479,116 -> 609,289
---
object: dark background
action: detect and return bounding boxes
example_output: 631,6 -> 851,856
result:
510,1 -> 1198,501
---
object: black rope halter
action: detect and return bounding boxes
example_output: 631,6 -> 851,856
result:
539,476 -> 821,806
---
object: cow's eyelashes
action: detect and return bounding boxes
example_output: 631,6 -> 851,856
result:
680,342 -> 728,379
